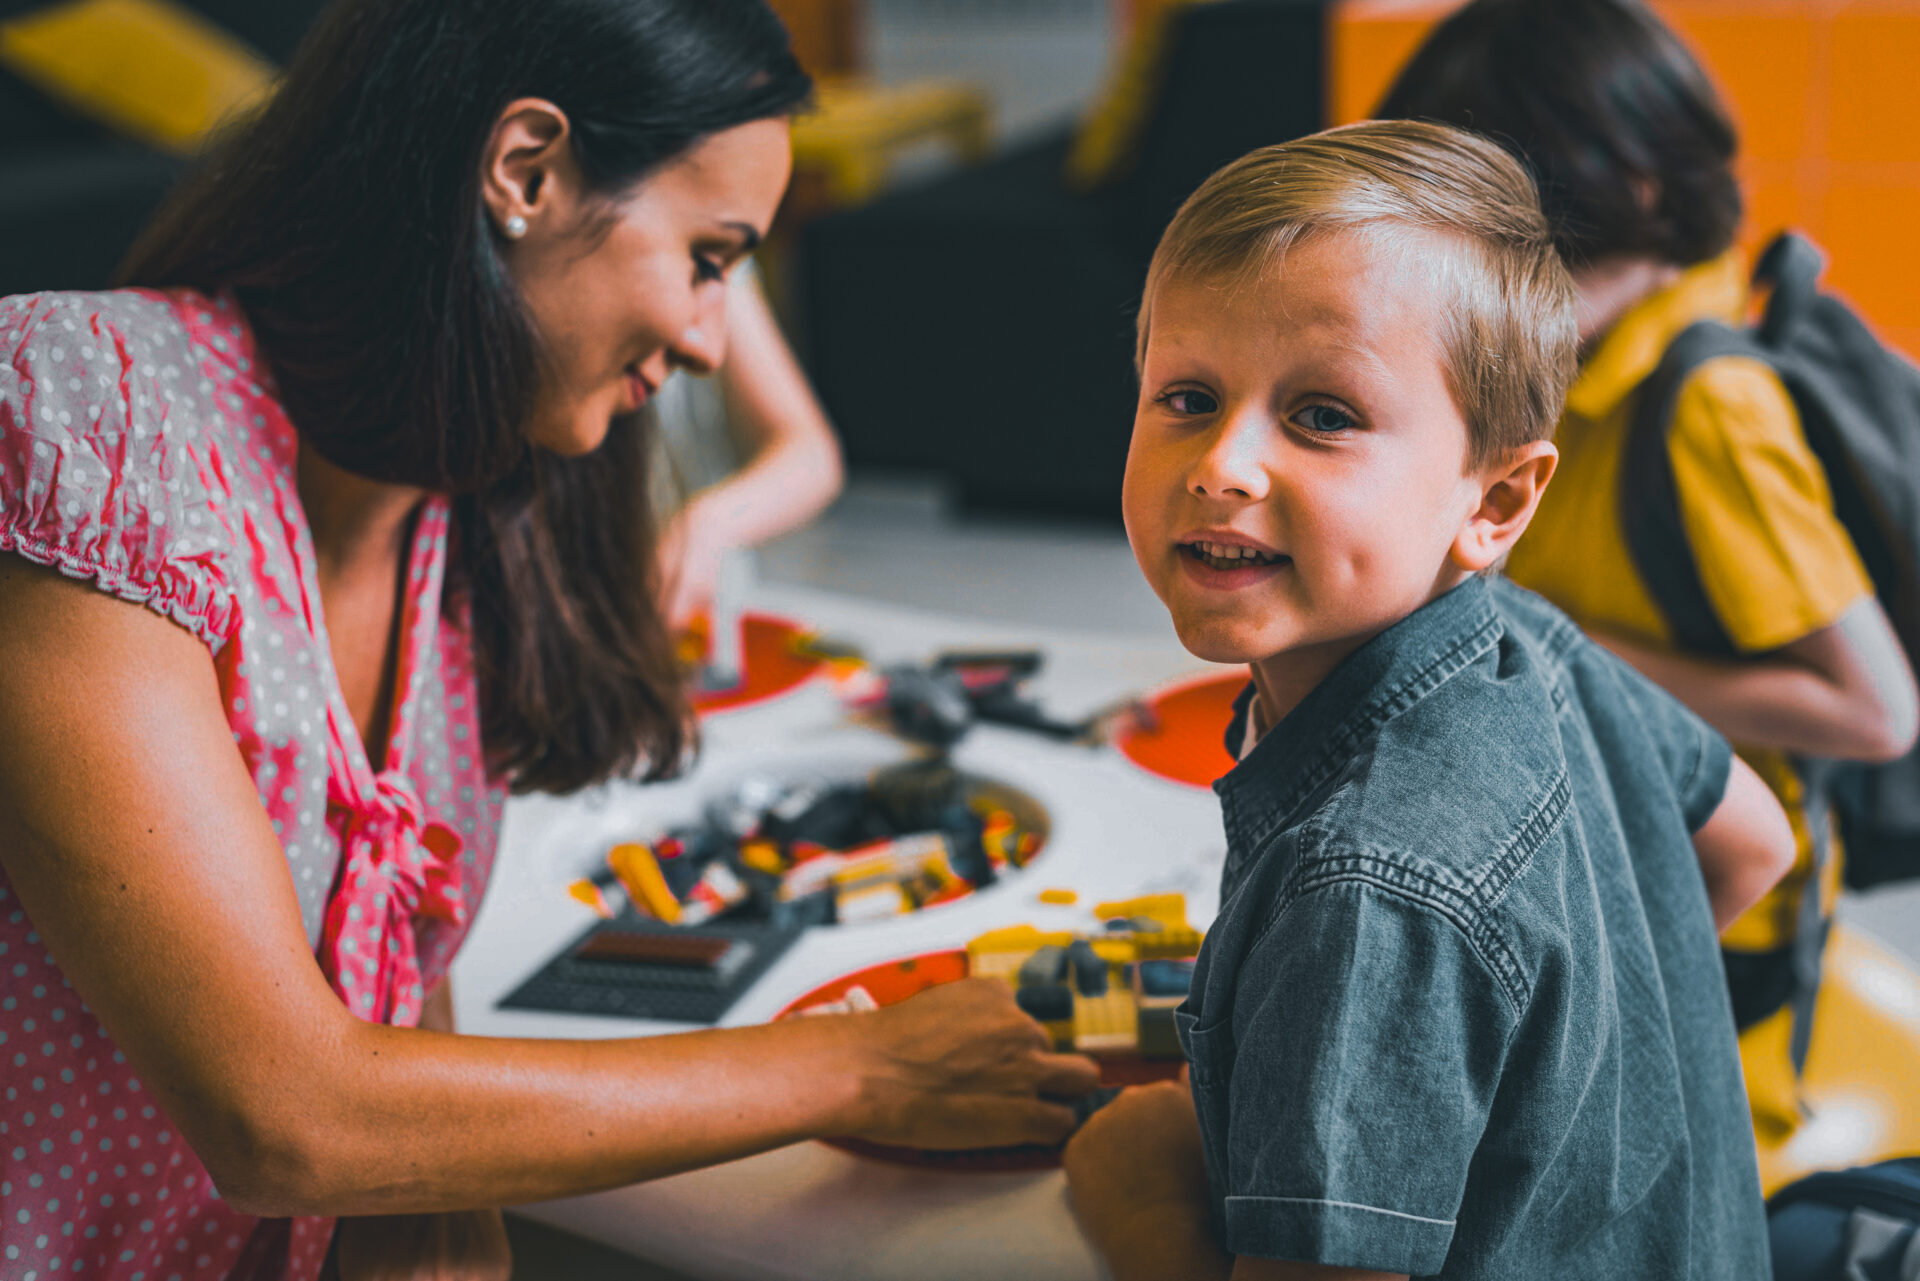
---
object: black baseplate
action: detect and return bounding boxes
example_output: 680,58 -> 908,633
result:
497,912 -> 805,1025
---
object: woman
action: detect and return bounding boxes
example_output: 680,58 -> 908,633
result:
1379,0 -> 1918,1151
0,2 -> 1098,1277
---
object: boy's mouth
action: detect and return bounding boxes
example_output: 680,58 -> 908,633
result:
1180,541 -> 1290,572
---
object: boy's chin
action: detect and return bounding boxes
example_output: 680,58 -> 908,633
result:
1171,616 -> 1287,667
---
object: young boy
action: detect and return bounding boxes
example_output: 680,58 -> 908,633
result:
1062,121 -> 1792,1280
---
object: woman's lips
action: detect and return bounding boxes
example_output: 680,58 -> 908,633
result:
622,364 -> 656,412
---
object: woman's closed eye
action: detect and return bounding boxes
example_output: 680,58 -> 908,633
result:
693,254 -> 725,284
1155,388 -> 1219,416
1291,402 -> 1357,435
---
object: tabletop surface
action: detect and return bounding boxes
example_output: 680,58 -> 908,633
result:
451,580 -> 1235,1281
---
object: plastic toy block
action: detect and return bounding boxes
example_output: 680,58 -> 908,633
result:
568,878 -> 614,918
1019,945 -> 1071,988
1073,989 -> 1139,1054
1038,887 -> 1078,906
800,983 -> 880,1016
739,840 -> 786,876
1068,940 -> 1108,996
1135,959 -> 1197,1000
837,880 -> 910,923
1095,893 -> 1192,934
681,862 -> 747,926
609,843 -> 682,924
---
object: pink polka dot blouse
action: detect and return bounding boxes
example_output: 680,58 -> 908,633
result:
0,290 -> 507,1280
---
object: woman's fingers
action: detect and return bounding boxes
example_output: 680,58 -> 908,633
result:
1036,1050 -> 1103,1097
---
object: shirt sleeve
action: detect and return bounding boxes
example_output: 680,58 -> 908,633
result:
1592,643 -> 1734,833
1201,879 -> 1517,1273
0,291 -> 238,650
1669,355 -> 1874,653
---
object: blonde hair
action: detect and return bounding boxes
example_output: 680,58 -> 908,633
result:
1140,120 -> 1577,465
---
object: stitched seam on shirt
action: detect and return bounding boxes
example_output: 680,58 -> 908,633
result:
1246,615 -> 1503,849
1223,1195 -> 1456,1227
1470,770 -> 1570,913
1268,867 -> 1530,1016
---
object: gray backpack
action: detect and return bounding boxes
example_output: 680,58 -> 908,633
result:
1622,233 -> 1920,1066
1624,232 -> 1920,891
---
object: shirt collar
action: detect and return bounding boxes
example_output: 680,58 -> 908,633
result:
1563,250 -> 1749,423
1214,576 -> 1504,848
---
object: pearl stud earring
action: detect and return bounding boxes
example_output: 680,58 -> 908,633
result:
503,214 -> 528,239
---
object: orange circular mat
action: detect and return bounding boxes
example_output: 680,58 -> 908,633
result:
686,612 -> 824,714
1115,669 -> 1248,789
775,951 -> 1182,1171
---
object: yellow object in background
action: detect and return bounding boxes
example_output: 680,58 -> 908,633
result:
0,0 -> 275,153
1038,887 -> 1078,906
566,879 -> 615,919
790,77 -> 991,207
1065,0 -> 1217,190
609,843 -> 682,925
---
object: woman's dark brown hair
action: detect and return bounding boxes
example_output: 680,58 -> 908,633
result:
1376,0 -> 1741,271
120,0 -> 811,793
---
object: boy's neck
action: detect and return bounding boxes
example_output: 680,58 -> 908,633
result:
1244,572 -> 1477,741
1247,642 -> 1361,738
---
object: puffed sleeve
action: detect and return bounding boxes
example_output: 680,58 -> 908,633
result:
0,291 -> 239,650
1669,355 -> 1874,653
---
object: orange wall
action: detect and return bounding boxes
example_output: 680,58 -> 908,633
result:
1330,0 -> 1920,357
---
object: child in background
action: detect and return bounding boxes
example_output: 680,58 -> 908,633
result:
1378,0 -> 1919,1150
1061,121 -> 1792,1279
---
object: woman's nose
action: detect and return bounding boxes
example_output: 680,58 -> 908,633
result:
671,292 -> 730,376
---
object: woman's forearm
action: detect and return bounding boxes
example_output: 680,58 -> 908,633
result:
244,1011 -> 867,1217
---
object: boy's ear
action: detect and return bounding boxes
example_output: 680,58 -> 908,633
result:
1450,441 -> 1558,574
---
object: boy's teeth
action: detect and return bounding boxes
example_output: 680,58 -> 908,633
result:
1191,541 -> 1280,567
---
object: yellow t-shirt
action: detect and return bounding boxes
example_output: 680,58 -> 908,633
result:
1506,251 -> 1873,956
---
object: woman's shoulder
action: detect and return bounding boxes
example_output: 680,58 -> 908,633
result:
0,288 -> 251,650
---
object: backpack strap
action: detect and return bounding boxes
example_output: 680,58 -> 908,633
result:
1621,319 -> 1761,657
1755,232 -> 1826,348
1622,315 -> 1834,1078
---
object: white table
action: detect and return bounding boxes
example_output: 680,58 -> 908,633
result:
450,582 -> 1233,1280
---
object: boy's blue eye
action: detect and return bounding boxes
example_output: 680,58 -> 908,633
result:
1294,404 -> 1355,434
1159,389 -> 1219,415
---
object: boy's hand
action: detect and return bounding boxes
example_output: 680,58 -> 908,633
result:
1064,1080 -> 1232,1281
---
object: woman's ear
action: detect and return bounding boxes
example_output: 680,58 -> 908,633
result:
1450,440 -> 1558,574
479,98 -> 581,242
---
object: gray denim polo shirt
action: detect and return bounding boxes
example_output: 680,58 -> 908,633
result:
1185,575 -> 1769,1278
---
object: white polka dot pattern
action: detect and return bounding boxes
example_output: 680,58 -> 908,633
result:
0,290 -> 506,1279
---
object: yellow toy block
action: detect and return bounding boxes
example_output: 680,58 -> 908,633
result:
1095,892 -> 1192,932
609,842 -> 681,925
1038,888 -> 1079,906
1073,988 -> 1140,1055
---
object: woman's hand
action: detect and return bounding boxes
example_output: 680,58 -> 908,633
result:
1063,1079 -> 1233,1281
332,1209 -> 512,1281
655,499 -> 728,633
841,978 -> 1101,1150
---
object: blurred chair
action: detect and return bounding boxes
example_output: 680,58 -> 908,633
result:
796,0 -> 1328,520
0,0 -> 325,297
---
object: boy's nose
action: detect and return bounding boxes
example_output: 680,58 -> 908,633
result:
1188,418 -> 1270,501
